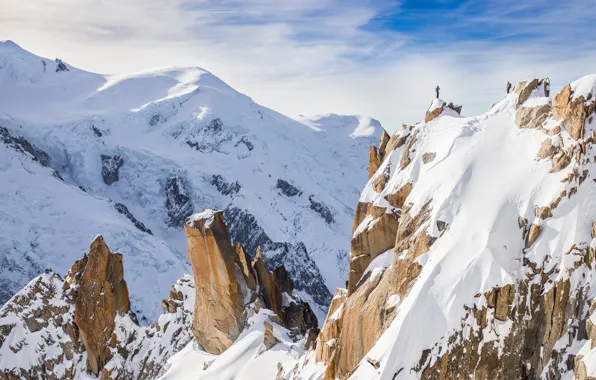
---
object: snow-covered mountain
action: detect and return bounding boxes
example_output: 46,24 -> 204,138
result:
290,76 -> 596,380
0,40 -> 381,322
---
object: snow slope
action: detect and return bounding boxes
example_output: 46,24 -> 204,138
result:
286,76 -> 596,379
0,40 -> 381,321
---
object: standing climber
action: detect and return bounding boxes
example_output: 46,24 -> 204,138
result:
545,78 -> 551,97
436,85 -> 440,99
506,81 -> 512,94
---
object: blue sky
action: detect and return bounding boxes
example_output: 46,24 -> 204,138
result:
2,0 -> 596,131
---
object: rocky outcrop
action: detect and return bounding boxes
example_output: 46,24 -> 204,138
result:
369,145 -> 382,180
263,320 -> 279,350
308,195 -> 335,224
100,154 -> 124,185
165,174 -> 193,227
0,126 -> 51,167
316,288 -> 348,379
73,236 -> 131,376
516,103 -> 551,129
348,204 -> 399,294
184,210 -> 245,354
553,84 -> 596,140
276,179 -> 303,197
252,248 -> 284,316
424,100 -> 462,123
113,202 -> 153,234
224,207 -> 332,307
282,299 -> 318,336
211,174 -> 242,197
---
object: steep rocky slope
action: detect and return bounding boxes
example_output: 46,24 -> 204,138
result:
0,211 -> 318,379
285,75 -> 596,380
0,40 -> 381,321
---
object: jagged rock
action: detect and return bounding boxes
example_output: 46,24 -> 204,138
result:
316,288 -> 347,364
515,103 -> 551,129
263,321 -> 279,350
100,154 -> 124,185
165,175 -> 193,227
149,114 -> 161,126
422,152 -> 436,164
385,182 -> 413,209
553,84 -> 596,140
514,78 -> 540,108
224,207 -> 332,307
537,138 -> 557,159
0,126 -> 51,167
425,100 -> 462,123
184,210 -> 244,354
282,300 -> 318,336
328,204 -> 433,378
308,195 -> 335,224
276,179 -> 302,197
273,266 -> 293,295
304,328 -> 319,350
348,206 -> 399,294
550,152 -> 571,173
252,248 -> 283,316
74,236 -> 130,376
399,130 -> 419,169
368,145 -> 381,180
113,203 -> 152,234
211,174 -> 242,196
233,242 -> 257,291
55,58 -> 69,72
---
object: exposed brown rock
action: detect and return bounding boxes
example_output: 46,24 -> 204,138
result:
282,300 -> 318,336
252,248 -> 283,316
400,130 -> 418,169
553,84 -> 596,140
74,236 -> 130,376
425,101 -> 462,123
232,242 -> 257,291
332,204 -> 434,378
419,272 -> 587,380
550,152 -> 572,173
348,209 -> 399,294
273,265 -> 293,295
184,211 -> 244,354
537,138 -> 557,159
514,78 -> 540,108
316,289 -> 348,367
372,172 -> 388,193
515,103 -> 551,129
422,152 -> 436,164
385,182 -> 413,209
379,130 -> 390,156
263,321 -> 279,350
368,146 -> 381,179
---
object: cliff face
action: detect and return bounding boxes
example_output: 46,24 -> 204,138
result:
290,75 -> 596,380
184,210 -> 245,354
73,236 -> 131,376
0,210 -> 318,379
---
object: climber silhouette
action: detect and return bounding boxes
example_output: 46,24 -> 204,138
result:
506,81 -> 512,94
436,85 -> 440,99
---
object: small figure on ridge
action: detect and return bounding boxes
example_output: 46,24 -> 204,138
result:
436,85 -> 440,99
506,81 -> 512,94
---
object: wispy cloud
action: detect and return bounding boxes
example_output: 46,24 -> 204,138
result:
1,0 -> 596,131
